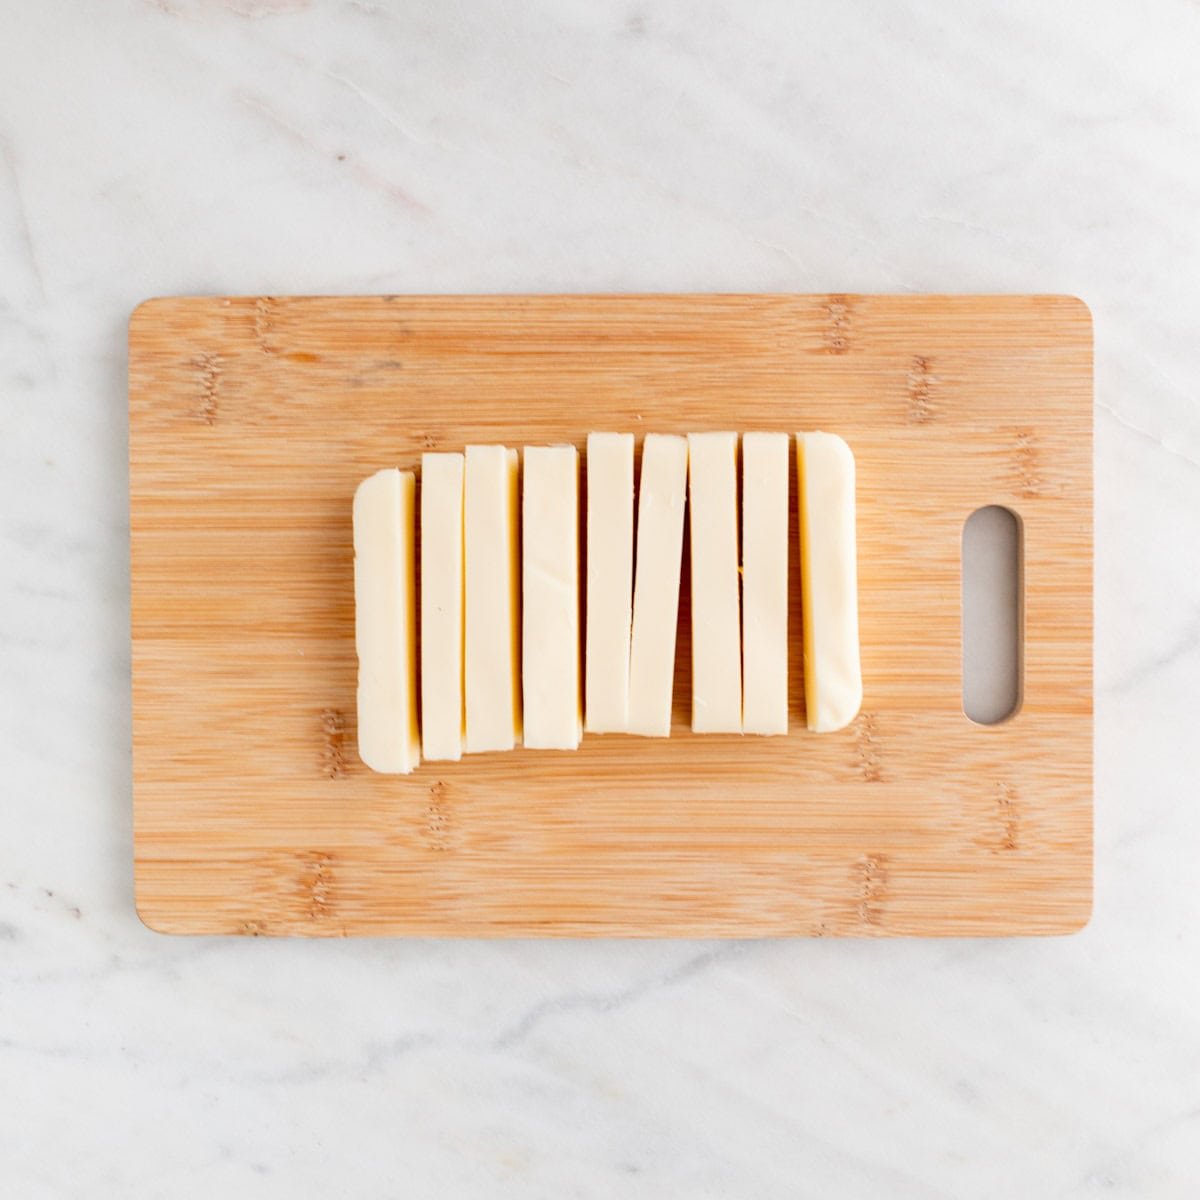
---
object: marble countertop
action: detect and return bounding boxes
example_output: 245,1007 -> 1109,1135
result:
3,1 -> 1198,1195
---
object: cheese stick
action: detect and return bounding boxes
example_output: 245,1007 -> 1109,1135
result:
354,468 -> 420,773
741,432 -> 789,735
420,452 -> 465,762
797,432 -> 862,732
688,431 -> 742,733
464,445 -> 521,752
522,445 -> 582,750
585,433 -> 634,733
628,434 -> 688,737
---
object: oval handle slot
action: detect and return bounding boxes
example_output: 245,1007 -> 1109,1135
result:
962,505 -> 1023,725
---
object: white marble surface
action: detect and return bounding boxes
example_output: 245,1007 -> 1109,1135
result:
2,0 -> 1198,1194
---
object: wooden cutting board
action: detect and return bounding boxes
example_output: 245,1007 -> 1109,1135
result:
129,294 -> 1092,937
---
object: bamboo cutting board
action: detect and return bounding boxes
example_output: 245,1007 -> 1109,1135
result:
130,294 -> 1092,937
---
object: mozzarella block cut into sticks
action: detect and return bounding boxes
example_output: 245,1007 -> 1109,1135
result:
741,432 -> 789,736
522,445 -> 582,750
628,434 -> 689,737
464,445 -> 522,752
797,431 -> 863,732
585,432 -> 634,733
688,432 -> 743,733
420,452 -> 465,762
354,468 -> 420,773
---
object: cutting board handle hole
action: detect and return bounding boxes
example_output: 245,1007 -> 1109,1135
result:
962,506 -> 1023,725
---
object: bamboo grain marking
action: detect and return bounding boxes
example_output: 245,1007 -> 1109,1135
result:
906,355 -> 936,423
823,295 -> 853,354
854,712 -> 883,782
996,783 -> 1019,852
320,708 -> 347,778
424,781 -> 452,851
1014,429 -> 1046,498
254,296 -> 279,355
856,854 -> 889,927
191,352 -> 221,424
297,852 -> 335,920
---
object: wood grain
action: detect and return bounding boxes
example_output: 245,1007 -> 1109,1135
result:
130,294 -> 1092,936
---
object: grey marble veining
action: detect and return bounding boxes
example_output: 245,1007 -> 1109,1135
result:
2,0 -> 1199,1195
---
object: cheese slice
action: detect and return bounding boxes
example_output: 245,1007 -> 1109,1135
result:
741,432 -> 789,735
628,434 -> 688,737
688,432 -> 742,733
797,431 -> 862,732
522,445 -> 582,750
420,452 -> 464,761
353,468 -> 420,773
464,445 -> 521,752
585,432 -> 634,733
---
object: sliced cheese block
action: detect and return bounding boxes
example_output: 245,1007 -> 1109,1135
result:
741,432 -> 789,736
420,452 -> 464,762
522,445 -> 582,750
628,434 -> 688,737
353,468 -> 420,773
797,431 -> 862,732
464,444 -> 522,752
585,432 -> 634,733
688,432 -> 742,733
